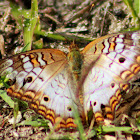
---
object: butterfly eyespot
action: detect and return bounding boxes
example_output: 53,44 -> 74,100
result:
119,57 -> 126,63
44,96 -> 50,102
26,76 -> 33,83
111,83 -> 115,88
67,106 -> 72,111
23,76 -> 33,86
101,104 -> 105,109
93,102 -> 97,106
7,78 -> 16,86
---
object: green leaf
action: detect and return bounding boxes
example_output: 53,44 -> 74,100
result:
0,90 -> 15,108
134,0 -> 140,17
23,0 -> 39,51
123,0 -> 140,28
102,126 -> 140,135
17,119 -> 49,127
33,39 -> 43,49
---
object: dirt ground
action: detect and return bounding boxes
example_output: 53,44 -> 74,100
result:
0,0 -> 139,139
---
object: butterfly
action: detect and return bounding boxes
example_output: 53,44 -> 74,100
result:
0,30 -> 140,131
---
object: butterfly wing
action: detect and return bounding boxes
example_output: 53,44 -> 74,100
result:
82,31 -> 140,122
0,49 -> 82,130
1,31 -> 139,130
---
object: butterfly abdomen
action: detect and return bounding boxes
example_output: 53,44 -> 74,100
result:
67,42 -> 83,81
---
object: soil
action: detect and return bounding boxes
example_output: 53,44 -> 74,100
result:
0,0 -> 139,139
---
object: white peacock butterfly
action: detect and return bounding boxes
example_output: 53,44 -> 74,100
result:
0,30 -> 140,131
